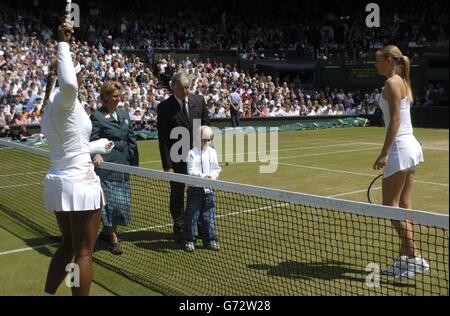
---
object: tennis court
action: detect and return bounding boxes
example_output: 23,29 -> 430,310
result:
138,127 -> 449,213
0,127 -> 448,295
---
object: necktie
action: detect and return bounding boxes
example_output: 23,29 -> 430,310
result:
182,100 -> 189,122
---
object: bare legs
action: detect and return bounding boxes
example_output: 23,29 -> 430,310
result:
44,209 -> 101,296
382,171 -> 420,257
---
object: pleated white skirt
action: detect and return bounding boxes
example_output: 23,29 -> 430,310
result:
44,162 -> 105,212
383,135 -> 424,178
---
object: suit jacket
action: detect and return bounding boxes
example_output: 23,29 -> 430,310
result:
90,106 -> 139,182
157,94 -> 210,172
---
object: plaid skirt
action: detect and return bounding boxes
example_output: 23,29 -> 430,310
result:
101,180 -> 131,227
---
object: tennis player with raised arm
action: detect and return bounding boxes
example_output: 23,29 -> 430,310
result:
40,14 -> 113,296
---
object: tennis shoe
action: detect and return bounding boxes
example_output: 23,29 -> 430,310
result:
394,256 -> 430,281
207,241 -> 220,251
185,242 -> 195,252
383,256 -> 408,276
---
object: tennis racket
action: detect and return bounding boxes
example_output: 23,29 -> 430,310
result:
367,174 -> 383,205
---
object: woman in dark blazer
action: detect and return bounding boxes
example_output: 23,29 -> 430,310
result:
90,81 -> 139,255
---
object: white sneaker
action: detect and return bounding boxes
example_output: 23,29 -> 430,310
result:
383,256 -> 408,276
395,256 -> 430,281
410,257 -> 430,274
207,241 -> 220,251
185,242 -> 195,252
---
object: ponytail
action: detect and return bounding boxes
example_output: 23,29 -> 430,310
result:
378,45 -> 414,103
399,55 -> 413,103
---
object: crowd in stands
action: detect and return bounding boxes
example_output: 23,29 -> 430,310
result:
1,0 -> 448,56
1,0 -> 448,136
0,30 -> 382,138
0,32 -> 165,135
240,0 -> 448,61
423,82 -> 448,107
156,55 -> 382,120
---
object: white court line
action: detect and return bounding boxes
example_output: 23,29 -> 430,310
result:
139,142 -> 371,165
278,162 -> 449,187
0,243 -> 60,256
0,202 -> 290,256
140,160 -> 161,165
125,222 -> 172,234
217,202 -> 288,218
0,141 -> 446,254
140,141 -> 448,164
0,171 -> 46,178
328,187 -> 381,198
275,147 -> 380,160
124,202 -> 289,234
0,181 -> 440,256
0,182 -> 42,189
221,142 -> 371,158
361,142 -> 449,151
1,138 -> 446,256
141,145 -> 448,187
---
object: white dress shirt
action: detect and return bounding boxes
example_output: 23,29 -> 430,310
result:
186,145 -> 221,180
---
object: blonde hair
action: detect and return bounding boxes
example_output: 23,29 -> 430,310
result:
377,45 -> 413,103
193,125 -> 214,148
100,81 -> 122,103
201,125 -> 214,140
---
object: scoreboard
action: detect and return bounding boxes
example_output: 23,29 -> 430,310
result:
347,61 -> 379,81
317,60 -> 423,90
318,60 -> 384,89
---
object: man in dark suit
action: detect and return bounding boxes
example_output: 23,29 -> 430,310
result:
90,81 -> 139,254
157,72 -> 210,242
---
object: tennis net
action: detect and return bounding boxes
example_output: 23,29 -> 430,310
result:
0,139 -> 448,296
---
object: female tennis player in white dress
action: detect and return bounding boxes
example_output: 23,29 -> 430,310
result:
40,15 -> 112,296
373,45 -> 429,281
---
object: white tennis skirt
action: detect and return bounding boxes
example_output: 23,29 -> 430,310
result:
383,134 -> 424,178
44,166 -> 105,212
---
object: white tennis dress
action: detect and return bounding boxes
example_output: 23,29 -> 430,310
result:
41,42 -> 106,212
378,88 -> 424,178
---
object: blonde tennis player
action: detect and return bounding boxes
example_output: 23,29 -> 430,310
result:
373,45 -> 429,281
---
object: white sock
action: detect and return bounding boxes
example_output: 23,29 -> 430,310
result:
43,291 -> 55,296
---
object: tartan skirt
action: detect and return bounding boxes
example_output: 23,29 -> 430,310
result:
101,180 -> 131,227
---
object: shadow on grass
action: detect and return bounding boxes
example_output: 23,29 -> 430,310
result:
95,230 -> 181,254
0,204 -> 60,258
248,260 -> 414,288
0,205 -> 125,295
